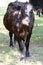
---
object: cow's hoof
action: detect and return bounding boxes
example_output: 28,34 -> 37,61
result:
9,44 -> 14,47
25,51 -> 30,57
9,42 -> 14,47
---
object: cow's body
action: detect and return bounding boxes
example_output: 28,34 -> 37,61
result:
3,1 -> 34,57
30,0 -> 43,11
30,0 -> 43,7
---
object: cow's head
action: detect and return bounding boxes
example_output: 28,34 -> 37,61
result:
21,3 -> 34,27
12,5 -> 22,27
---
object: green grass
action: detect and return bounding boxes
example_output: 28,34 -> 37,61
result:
0,7 -> 6,16
0,15 -> 43,65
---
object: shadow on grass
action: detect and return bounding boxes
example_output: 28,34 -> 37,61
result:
0,32 -> 9,53
0,32 -> 9,44
0,32 -> 19,55
0,33 -> 21,65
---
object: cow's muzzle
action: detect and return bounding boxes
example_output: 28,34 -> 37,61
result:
22,20 -> 29,26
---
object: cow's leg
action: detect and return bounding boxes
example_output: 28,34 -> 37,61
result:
38,11 -> 40,17
14,34 -> 17,45
9,31 -> 14,47
18,38 -> 24,52
25,32 -> 32,57
37,10 -> 40,17
41,11 -> 43,17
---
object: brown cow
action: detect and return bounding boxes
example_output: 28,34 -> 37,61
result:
3,1 -> 34,57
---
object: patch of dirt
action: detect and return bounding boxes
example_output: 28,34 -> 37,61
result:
30,42 -> 41,50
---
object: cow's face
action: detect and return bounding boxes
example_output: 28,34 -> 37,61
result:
13,9 -> 22,27
13,5 -> 22,21
13,3 -> 34,28
22,3 -> 34,26
13,10 -> 21,20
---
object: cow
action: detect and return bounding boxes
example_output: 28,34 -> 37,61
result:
3,1 -> 34,57
37,8 -> 42,17
29,0 -> 43,17
30,0 -> 43,11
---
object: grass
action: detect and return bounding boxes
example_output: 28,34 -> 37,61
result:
0,15 -> 43,65
0,7 -> 6,16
